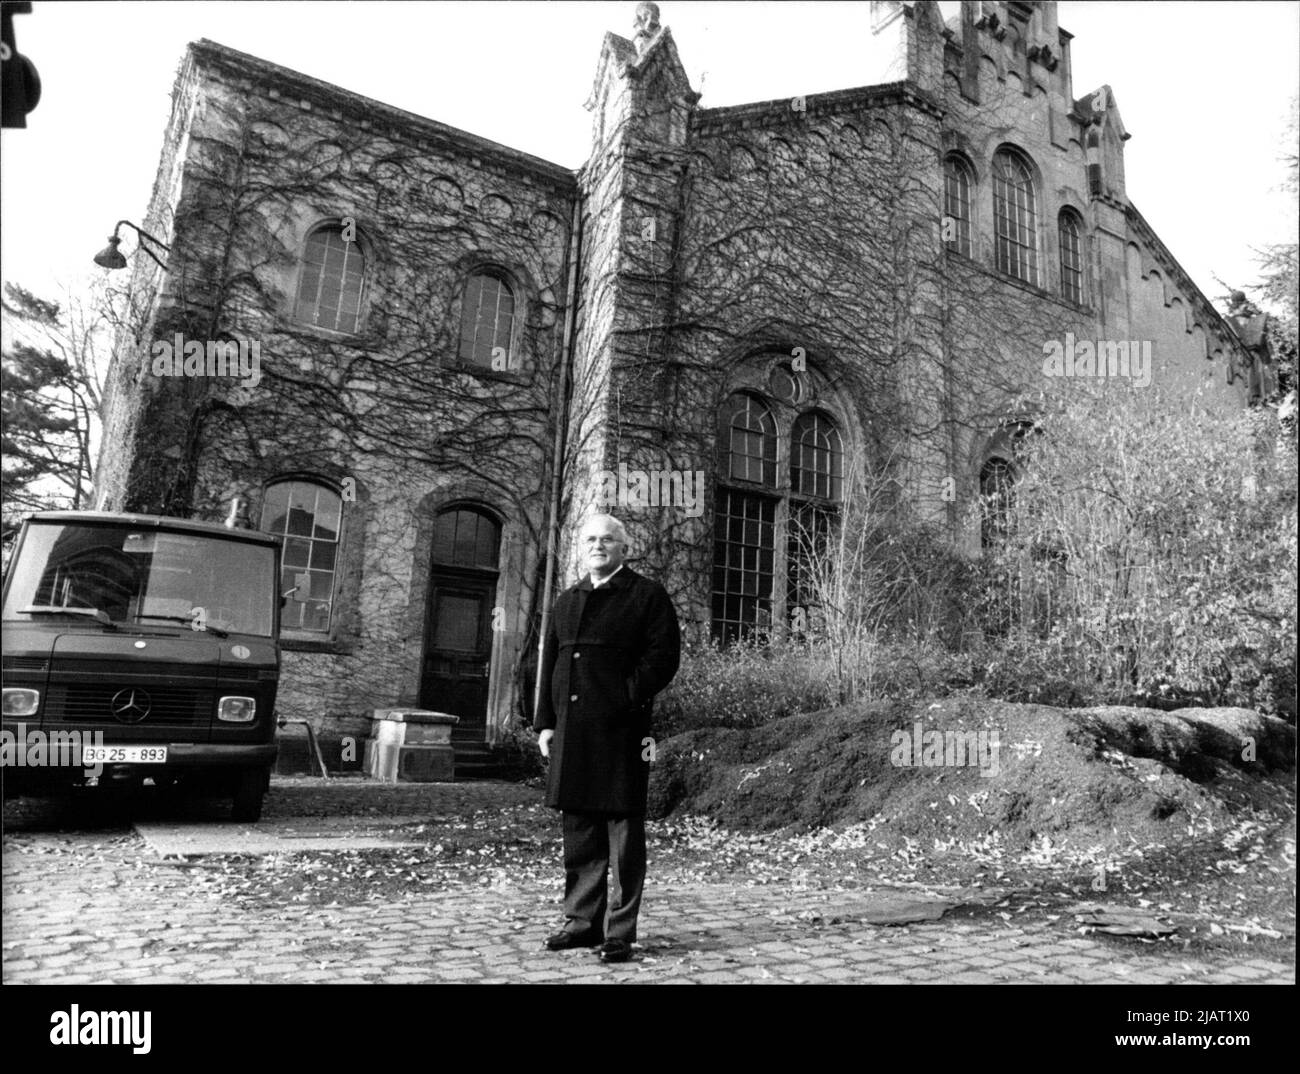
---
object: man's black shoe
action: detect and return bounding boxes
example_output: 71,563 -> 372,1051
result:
597,939 -> 633,963
545,930 -> 603,951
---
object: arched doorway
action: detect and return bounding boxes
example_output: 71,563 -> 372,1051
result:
420,506 -> 501,744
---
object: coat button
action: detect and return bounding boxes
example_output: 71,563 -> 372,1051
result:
570,694 -> 578,702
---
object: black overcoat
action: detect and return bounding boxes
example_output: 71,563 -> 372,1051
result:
533,566 -> 681,814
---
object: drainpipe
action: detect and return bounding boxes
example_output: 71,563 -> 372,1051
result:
533,195 -> 584,720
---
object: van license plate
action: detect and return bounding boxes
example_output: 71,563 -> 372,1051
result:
83,746 -> 168,764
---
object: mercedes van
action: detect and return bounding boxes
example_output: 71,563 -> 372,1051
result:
1,511 -> 282,820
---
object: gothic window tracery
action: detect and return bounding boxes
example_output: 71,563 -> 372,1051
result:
712,370 -> 845,643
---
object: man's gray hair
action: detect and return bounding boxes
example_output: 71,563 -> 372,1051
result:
582,513 -> 630,547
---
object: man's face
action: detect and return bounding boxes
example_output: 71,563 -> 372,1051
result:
582,518 -> 626,578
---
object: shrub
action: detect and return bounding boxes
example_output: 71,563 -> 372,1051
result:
983,387 -> 1298,717
654,634 -> 838,737
654,633 -> 979,738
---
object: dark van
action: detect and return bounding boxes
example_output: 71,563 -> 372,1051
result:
1,511 -> 281,820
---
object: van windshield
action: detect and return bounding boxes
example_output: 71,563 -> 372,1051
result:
2,523 -> 276,637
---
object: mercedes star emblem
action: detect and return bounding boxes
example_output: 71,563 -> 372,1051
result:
110,688 -> 152,723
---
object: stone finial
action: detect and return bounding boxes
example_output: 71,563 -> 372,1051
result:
633,1 -> 661,53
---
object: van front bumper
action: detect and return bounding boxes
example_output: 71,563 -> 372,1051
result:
0,728 -> 277,793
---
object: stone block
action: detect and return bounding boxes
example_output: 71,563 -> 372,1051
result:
370,709 -> 458,747
364,710 -> 459,781
364,740 -> 455,782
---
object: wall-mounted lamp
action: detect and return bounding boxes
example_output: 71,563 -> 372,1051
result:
92,220 -> 170,271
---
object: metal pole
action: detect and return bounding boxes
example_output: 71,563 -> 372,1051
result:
534,197 -> 585,720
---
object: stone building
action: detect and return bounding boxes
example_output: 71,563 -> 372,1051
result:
95,1 -> 1274,766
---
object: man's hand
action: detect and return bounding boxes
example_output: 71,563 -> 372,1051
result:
538,729 -> 554,758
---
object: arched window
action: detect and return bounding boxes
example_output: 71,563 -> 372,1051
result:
1059,210 -> 1084,304
712,380 -> 845,644
295,226 -> 366,334
791,410 -> 844,501
993,149 -> 1038,284
457,271 -> 516,367
787,411 -> 843,627
432,506 -> 500,570
261,480 -> 342,631
721,393 -> 778,487
979,457 -> 1017,549
713,393 -> 777,642
943,154 -> 974,258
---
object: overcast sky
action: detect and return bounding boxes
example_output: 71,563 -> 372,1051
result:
1,1 -> 1296,311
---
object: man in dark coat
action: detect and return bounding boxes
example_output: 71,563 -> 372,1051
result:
534,513 -> 681,963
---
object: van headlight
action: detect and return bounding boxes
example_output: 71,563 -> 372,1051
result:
2,688 -> 41,717
217,696 -> 256,722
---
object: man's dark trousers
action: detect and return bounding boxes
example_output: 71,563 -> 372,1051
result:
562,811 -> 646,942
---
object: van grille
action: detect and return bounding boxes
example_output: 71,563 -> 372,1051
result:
3,657 -> 48,672
44,685 -> 209,725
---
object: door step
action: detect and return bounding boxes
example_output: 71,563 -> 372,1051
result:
451,740 -> 504,780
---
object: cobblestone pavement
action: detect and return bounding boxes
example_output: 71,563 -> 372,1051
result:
3,779 -> 1292,985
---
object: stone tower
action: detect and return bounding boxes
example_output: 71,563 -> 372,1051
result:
562,1 -> 703,580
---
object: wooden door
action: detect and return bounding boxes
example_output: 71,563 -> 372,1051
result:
420,573 -> 495,734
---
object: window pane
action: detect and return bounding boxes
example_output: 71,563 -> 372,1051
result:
710,488 -> 775,643
297,228 -> 365,332
722,394 -> 777,489
791,412 -> 843,501
944,156 -> 973,258
261,480 -> 339,633
994,152 -> 1037,284
1059,213 -> 1083,304
283,538 -> 311,568
310,542 -> 336,571
458,273 -> 515,367
432,508 -> 499,568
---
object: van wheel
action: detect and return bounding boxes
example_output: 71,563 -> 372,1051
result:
230,768 -> 266,822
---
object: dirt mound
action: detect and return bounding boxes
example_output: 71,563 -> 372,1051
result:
647,696 -> 1295,853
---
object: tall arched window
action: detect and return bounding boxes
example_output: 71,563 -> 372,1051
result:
713,394 -> 778,642
943,154 -> 974,258
712,381 -> 845,644
979,457 -> 1017,549
993,149 -> 1038,284
457,271 -> 516,367
295,226 -> 366,334
1059,210 -> 1084,305
261,480 -> 342,632
788,411 -> 844,629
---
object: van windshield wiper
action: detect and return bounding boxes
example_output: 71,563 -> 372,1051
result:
131,614 -> 228,638
21,606 -> 118,630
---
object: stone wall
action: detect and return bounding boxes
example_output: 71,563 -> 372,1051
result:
94,3 -> 1266,743
95,41 -> 578,743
